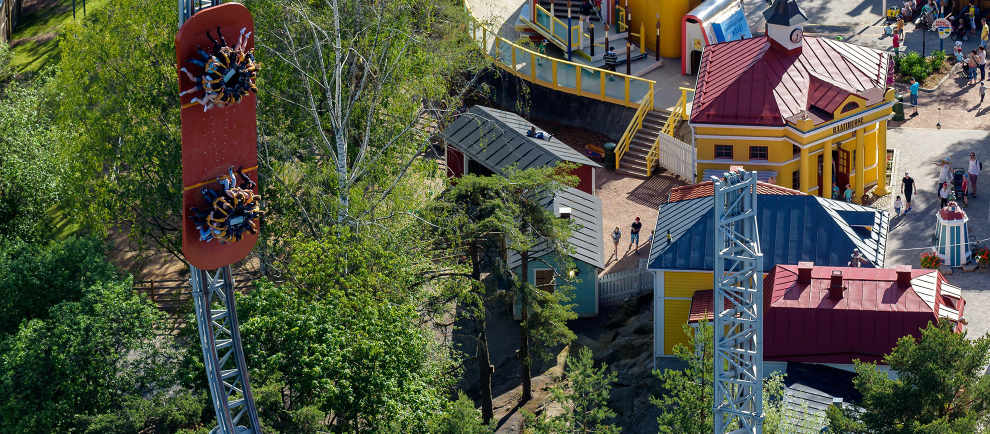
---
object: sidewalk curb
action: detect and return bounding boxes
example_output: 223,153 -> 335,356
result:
893,63 -> 961,95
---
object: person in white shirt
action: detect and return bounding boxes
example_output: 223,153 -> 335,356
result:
969,152 -> 982,197
938,160 -> 952,184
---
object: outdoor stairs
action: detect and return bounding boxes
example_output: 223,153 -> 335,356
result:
538,0 -> 601,22
617,110 -> 669,178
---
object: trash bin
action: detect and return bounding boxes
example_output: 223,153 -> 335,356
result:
604,142 -> 617,169
892,96 -> 905,121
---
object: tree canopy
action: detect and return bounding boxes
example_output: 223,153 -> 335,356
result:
827,321 -> 990,433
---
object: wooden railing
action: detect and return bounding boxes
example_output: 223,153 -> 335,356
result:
465,7 -> 655,109
614,90 -> 653,169
647,87 -> 693,176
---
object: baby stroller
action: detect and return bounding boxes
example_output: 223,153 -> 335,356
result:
915,3 -> 935,29
952,168 -> 969,206
901,0 -> 918,21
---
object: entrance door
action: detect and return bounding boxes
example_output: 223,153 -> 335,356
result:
817,155 -> 823,195
836,149 -> 851,191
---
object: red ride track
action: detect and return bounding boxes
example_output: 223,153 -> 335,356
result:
177,3 -> 258,269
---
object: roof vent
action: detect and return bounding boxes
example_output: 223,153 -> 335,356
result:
829,270 -> 844,299
558,207 -> 572,219
896,265 -> 912,288
797,261 -> 813,284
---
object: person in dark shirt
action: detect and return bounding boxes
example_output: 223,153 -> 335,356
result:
901,172 -> 915,213
603,46 -> 618,72
629,217 -> 642,255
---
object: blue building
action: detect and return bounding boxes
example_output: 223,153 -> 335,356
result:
510,187 -> 605,318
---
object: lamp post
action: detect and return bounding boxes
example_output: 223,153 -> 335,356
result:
655,14 -> 660,61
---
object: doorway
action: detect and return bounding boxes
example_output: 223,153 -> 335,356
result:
836,149 -> 850,191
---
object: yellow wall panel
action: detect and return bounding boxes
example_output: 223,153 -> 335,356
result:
664,299 -> 692,354
664,271 -> 712,298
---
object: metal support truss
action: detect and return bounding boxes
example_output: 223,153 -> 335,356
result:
190,265 -> 262,434
712,170 -> 764,434
179,0 -> 221,26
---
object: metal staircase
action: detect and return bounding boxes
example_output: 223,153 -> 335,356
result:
616,110 -> 668,178
537,0 -> 601,22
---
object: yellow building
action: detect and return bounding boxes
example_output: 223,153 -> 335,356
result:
689,0 -> 894,201
648,182 -> 890,361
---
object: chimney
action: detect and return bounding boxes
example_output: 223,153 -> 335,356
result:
829,270 -> 844,299
558,207 -> 572,219
896,265 -> 912,288
797,261 -> 813,284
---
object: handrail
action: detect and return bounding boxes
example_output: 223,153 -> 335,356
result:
614,90 -> 653,169
464,3 -> 656,109
649,87 -> 694,176
533,3 -> 581,51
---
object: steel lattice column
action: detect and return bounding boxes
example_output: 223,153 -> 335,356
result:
179,0 -> 220,26
191,265 -> 262,434
712,170 -> 764,434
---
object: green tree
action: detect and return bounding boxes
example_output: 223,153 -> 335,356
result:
430,173 -> 518,423
503,165 -> 579,402
53,0 -> 183,257
524,346 -> 621,433
653,321 -> 795,433
180,228 -> 460,432
0,72 -> 68,241
0,278 -> 199,432
0,237 -> 118,334
430,392 -> 494,434
827,321 -> 990,433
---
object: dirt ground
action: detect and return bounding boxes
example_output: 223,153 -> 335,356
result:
891,65 -> 990,130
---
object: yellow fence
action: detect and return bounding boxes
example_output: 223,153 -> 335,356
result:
614,90 -> 653,169
465,3 -> 655,110
532,3 -> 582,52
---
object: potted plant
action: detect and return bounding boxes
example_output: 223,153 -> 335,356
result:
973,246 -> 990,270
921,251 -> 944,269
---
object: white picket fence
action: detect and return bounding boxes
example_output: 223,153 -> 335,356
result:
658,132 -> 695,182
599,262 -> 652,306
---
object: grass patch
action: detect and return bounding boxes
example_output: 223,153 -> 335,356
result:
9,0 -> 110,73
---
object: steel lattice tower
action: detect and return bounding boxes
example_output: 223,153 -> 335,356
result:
712,170 -> 764,433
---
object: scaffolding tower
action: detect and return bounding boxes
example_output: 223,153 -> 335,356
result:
712,170 -> 764,433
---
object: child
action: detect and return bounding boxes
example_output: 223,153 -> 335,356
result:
893,31 -> 901,57
611,226 -> 621,258
894,196 -> 903,216
981,81 -> 987,105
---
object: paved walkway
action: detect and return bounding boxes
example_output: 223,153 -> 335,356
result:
885,128 -> 990,339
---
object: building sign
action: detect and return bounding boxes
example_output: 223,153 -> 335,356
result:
832,117 -> 864,135
934,18 -> 951,39
712,9 -> 753,43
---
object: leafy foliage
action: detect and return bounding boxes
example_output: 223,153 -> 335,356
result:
895,51 -> 946,82
429,392 -> 494,434
524,346 -> 621,433
0,237 -> 118,334
0,279 -> 196,432
653,322 -> 809,433
0,72 -> 68,241
827,321 -> 990,433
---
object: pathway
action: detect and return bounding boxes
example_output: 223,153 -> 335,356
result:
884,128 -> 990,339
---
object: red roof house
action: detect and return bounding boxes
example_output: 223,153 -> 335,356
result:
690,35 -> 892,126
689,263 -> 965,365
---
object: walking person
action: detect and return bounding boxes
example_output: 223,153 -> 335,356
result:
893,31 -> 901,58
843,183 -> 854,202
980,81 -> 986,105
978,46 -> 987,81
968,50 -> 979,85
902,172 -> 916,213
628,217 -> 642,255
938,181 -> 951,207
982,17 -> 989,49
969,152 -> 982,197
910,78 -> 920,115
832,182 -> 840,200
610,226 -> 622,261
894,196 -> 903,217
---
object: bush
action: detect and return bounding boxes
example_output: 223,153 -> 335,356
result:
896,52 -> 933,82
929,50 -> 946,71
0,237 -> 119,334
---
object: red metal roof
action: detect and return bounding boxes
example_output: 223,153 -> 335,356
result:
687,265 -> 965,364
691,36 -> 891,126
668,181 -> 803,203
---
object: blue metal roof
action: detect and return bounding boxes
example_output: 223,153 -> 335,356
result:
648,194 -> 888,271
509,187 -> 605,270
